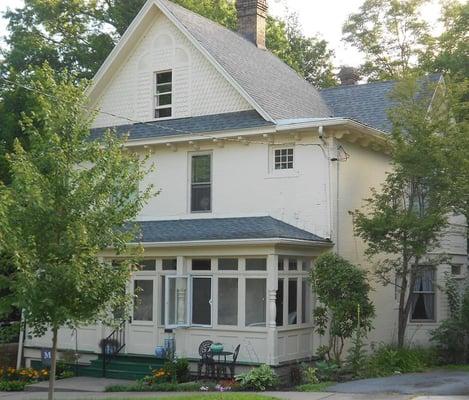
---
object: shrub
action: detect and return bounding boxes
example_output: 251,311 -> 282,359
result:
296,381 -> 334,392
236,364 -> 279,391
105,382 -> 205,392
431,276 -> 469,364
300,364 -> 319,384
310,253 -> 375,364
314,361 -> 339,381
0,380 -> 27,391
365,344 -> 436,377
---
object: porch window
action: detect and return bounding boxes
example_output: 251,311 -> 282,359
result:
411,267 -> 435,321
191,277 -> 212,325
162,258 -> 177,271
246,258 -> 267,271
218,278 -> 238,325
191,154 -> 211,212
288,279 -> 298,325
133,280 -> 153,321
218,258 -> 238,271
245,279 -> 266,327
137,260 -> 156,271
154,70 -> 172,119
166,276 -> 188,326
276,279 -> 284,326
192,258 -> 211,271
301,278 -> 310,323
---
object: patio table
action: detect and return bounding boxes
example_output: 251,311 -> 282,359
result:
211,351 -> 234,378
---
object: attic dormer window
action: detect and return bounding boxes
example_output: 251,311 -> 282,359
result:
154,70 -> 172,119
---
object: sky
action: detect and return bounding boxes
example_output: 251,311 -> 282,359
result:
0,0 -> 445,67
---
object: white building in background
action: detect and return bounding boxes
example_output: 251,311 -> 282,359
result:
24,0 -> 467,373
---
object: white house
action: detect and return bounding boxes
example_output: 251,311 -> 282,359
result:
23,0 -> 468,376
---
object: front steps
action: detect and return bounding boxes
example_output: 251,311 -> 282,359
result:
32,354 -> 165,381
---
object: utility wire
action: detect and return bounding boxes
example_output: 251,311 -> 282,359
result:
0,75 -> 347,159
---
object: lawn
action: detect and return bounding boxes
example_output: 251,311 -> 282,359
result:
86,395 -> 279,400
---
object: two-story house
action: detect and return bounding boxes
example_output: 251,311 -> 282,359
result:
23,0 -> 468,377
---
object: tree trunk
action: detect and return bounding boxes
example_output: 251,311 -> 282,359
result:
48,327 -> 58,400
397,260 -> 409,348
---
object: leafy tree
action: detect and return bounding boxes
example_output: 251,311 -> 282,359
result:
310,253 -> 375,364
352,75 -> 457,347
342,0 -> 431,81
0,65 -> 154,400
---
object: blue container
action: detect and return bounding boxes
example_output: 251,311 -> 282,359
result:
155,346 -> 166,359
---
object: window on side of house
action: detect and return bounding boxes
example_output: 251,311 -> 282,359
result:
411,267 -> 435,321
274,148 -> 294,170
191,154 -> 211,213
154,70 -> 172,119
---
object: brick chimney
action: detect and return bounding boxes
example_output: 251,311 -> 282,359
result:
236,0 -> 268,49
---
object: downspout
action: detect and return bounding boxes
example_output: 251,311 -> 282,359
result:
319,126 -> 334,243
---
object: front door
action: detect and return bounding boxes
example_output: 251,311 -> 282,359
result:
126,276 -> 158,354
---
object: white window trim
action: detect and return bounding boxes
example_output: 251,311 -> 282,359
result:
188,151 -> 213,214
131,276 -> 156,326
267,145 -> 299,178
164,275 -> 190,329
153,70 -> 173,121
409,268 -> 437,323
190,275 -> 213,327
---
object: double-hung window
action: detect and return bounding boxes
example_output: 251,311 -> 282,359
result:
154,70 -> 172,119
191,154 -> 211,212
411,267 -> 435,321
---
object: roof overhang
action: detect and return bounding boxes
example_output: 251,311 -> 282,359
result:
125,237 -> 333,248
118,117 -> 391,154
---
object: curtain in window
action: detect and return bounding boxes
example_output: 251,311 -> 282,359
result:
411,268 -> 434,320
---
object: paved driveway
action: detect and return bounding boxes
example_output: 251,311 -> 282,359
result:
328,369 -> 469,396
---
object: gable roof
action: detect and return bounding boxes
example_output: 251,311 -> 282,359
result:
321,73 -> 442,133
159,0 -> 332,122
90,110 -> 273,141
88,0 -> 332,124
132,216 -> 330,244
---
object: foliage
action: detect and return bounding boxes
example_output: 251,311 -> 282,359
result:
310,253 -> 375,364
106,381 -> 203,392
342,0 -> 432,81
106,394 -> 276,400
143,358 -> 189,385
0,380 -> 27,391
346,306 -> 368,377
0,367 -> 49,382
365,344 -> 436,377
0,323 -> 20,344
314,361 -> 339,382
300,364 -> 319,385
0,65 -> 154,400
430,275 -> 469,364
235,364 -> 279,391
295,381 -> 334,392
353,74 -> 458,347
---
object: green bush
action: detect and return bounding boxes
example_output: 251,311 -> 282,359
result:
163,358 -> 190,382
0,380 -> 27,391
315,361 -> 339,381
365,344 -> 436,377
236,364 -> 279,391
296,381 -> 334,392
0,323 -> 20,344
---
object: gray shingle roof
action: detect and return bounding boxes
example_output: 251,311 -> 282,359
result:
131,216 -> 330,243
90,110 -> 273,140
160,0 -> 331,121
320,74 -> 442,132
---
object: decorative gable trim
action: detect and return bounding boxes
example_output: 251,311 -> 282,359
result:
86,0 -> 274,122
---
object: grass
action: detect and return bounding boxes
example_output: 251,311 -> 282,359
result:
295,381 -> 334,392
79,395 -> 278,400
433,364 -> 469,371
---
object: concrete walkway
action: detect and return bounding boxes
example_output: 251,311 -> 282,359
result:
328,369 -> 469,396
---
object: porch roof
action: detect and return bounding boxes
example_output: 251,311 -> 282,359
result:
132,216 -> 330,244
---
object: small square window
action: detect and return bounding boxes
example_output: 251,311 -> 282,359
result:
162,258 -> 177,271
192,259 -> 211,271
278,257 -> 285,271
274,148 -> 294,170
288,259 -> 298,271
